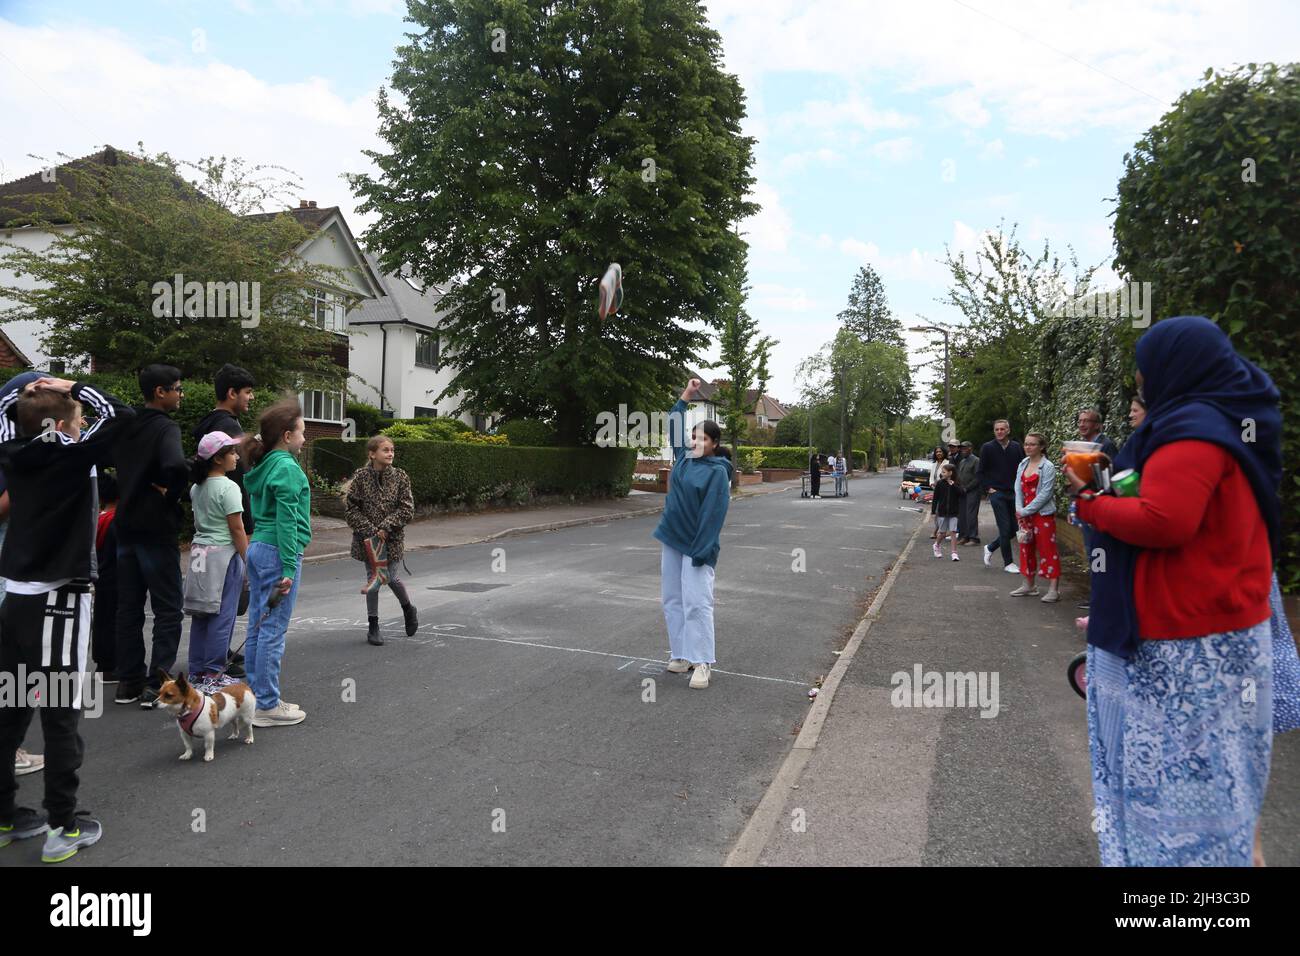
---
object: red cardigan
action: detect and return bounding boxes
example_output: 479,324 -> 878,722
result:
1076,440 -> 1271,640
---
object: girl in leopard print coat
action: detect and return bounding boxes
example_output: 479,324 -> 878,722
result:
345,435 -> 417,645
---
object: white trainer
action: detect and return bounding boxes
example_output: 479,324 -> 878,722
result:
689,664 -> 711,689
667,658 -> 691,673
983,546 -> 994,568
932,542 -> 942,558
1004,563 -> 1021,574
950,552 -> 960,561
1010,583 -> 1040,597
252,702 -> 306,727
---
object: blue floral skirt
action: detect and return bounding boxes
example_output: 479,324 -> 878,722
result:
1087,621 -> 1273,866
1269,575 -> 1300,734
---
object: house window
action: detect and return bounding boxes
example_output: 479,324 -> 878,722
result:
413,405 -> 438,418
309,288 -> 347,334
49,359 -> 67,374
415,333 -> 438,369
300,389 -> 344,423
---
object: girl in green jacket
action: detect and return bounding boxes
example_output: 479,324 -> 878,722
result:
242,399 -> 312,727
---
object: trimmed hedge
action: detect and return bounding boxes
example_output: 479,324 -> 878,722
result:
497,418 -> 556,447
312,438 -> 637,506
752,446 -> 867,470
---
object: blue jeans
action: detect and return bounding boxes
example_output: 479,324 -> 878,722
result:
985,491 -> 1018,567
187,553 -> 245,676
244,541 -> 302,710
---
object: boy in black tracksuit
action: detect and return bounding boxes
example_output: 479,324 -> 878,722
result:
0,377 -> 133,861
112,365 -> 189,707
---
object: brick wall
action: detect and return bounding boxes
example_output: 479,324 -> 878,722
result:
304,421 -> 344,443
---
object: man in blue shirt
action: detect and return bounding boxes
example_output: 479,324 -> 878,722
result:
976,419 -> 1025,573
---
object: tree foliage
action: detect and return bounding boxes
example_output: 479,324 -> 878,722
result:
350,0 -> 758,445
928,222 -> 1097,444
1112,62 -> 1300,590
838,264 -> 904,347
0,147 -> 349,390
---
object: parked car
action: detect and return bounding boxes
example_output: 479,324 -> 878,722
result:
903,459 -> 933,484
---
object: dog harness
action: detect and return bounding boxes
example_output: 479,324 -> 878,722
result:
177,697 -> 211,737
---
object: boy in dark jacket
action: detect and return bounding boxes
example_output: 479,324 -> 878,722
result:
112,365 -> 189,708
0,376 -> 133,862
191,364 -> 255,535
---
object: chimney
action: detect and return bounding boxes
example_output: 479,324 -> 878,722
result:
308,200 -> 317,208
299,200 -> 309,208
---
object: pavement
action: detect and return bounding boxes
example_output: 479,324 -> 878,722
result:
736,498 -> 1300,867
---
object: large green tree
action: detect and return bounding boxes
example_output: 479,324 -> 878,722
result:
0,148 -> 348,390
837,264 -> 904,347
350,0 -> 757,445
1113,63 -> 1300,590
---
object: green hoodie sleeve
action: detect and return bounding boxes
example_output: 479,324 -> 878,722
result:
270,456 -> 311,579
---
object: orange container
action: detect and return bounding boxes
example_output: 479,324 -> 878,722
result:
1061,441 -> 1104,482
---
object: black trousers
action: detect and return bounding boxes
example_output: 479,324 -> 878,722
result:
0,583 -> 92,830
959,487 -> 981,540
114,537 -> 184,688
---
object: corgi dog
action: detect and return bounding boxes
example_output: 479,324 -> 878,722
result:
155,669 -> 256,762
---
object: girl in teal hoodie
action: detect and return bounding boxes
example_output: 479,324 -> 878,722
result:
652,378 -> 734,689
242,399 -> 312,727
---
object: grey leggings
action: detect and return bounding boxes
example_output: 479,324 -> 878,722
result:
365,560 -> 411,616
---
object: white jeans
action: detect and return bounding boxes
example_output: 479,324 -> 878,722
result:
660,542 -> 716,665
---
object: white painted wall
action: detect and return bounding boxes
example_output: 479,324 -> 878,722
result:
0,224 -> 79,369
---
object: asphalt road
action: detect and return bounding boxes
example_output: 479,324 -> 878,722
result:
4,475 -> 916,866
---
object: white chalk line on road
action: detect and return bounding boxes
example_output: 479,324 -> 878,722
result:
287,617 -> 805,687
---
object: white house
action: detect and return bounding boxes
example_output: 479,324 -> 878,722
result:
638,369 -> 721,464
347,251 -> 478,426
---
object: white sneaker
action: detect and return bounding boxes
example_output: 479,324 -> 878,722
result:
950,552 -> 960,561
1041,590 -> 1061,603
932,542 -> 942,558
689,664 -> 711,689
667,658 -> 691,674
983,546 -> 994,568
1009,583 -> 1040,597
252,702 -> 306,727
1004,563 -> 1021,574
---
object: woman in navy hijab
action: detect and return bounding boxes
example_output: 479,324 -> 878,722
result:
1067,316 -> 1282,866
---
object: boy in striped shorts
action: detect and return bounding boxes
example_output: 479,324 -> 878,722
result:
0,377 -> 132,862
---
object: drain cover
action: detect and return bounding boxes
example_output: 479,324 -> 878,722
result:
426,582 -> 510,592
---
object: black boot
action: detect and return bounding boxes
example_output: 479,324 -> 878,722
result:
402,603 -> 419,637
367,616 -> 384,646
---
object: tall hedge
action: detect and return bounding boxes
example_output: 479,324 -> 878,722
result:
312,438 -> 636,506
1113,63 -> 1299,590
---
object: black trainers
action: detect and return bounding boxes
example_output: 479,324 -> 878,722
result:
0,807 -> 48,848
226,651 -> 246,679
114,680 -> 143,705
366,616 -> 384,646
139,686 -> 160,710
402,603 -> 419,637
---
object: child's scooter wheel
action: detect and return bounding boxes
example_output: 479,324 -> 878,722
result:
1067,651 -> 1088,700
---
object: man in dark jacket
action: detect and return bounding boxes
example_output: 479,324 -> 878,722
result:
191,364 -> 255,535
976,419 -> 1025,572
956,440 -> 981,544
112,365 -> 189,708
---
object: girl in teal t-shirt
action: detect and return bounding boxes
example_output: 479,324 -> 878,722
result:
183,431 -> 249,693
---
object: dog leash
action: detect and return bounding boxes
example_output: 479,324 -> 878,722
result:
229,587 -> 285,659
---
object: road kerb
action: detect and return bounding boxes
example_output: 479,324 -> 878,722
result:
724,511 -> 927,867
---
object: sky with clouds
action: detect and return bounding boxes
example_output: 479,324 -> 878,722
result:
1,0 -> 1296,413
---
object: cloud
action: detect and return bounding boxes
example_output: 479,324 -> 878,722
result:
777,147 -> 844,174
706,0 -> 1300,139
0,19 -> 387,229
741,181 -> 793,252
868,136 -> 919,163
979,138 -> 1005,160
